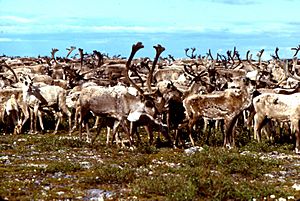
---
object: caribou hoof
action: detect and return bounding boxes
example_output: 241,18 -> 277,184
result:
28,130 -> 38,135
173,144 -> 180,149
225,144 -> 233,150
70,127 -> 76,133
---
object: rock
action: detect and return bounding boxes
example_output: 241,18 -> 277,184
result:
53,172 -> 63,178
292,183 -> 300,191
43,185 -> 51,191
0,156 -> 9,160
84,189 -> 115,201
184,146 -> 204,155
264,173 -> 275,178
80,161 -> 92,169
17,138 -> 27,142
57,191 -> 64,196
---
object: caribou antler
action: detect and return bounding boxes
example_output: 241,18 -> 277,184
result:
256,49 -> 264,69
183,63 -> 215,92
93,50 -> 104,67
185,48 -> 197,59
125,42 -> 145,94
257,49 -> 264,58
233,50 -> 242,69
51,48 -> 59,63
216,53 -> 222,61
246,50 -> 251,63
227,48 -> 237,69
207,49 -> 214,60
147,44 -> 165,93
227,50 -> 233,63
183,63 -> 208,81
0,61 -> 19,82
275,47 -> 280,59
284,57 -> 300,81
168,54 -> 175,62
246,50 -> 258,70
270,47 -> 280,60
185,48 -> 190,58
66,46 -> 76,58
78,48 -> 84,69
291,45 -> 300,57
191,47 -> 197,59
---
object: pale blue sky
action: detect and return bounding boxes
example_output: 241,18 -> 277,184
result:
0,0 -> 300,58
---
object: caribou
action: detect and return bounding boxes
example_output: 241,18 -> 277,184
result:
2,43 -> 300,154
253,92 -> 300,153
19,75 -> 72,134
253,59 -> 300,153
182,74 -> 255,148
74,42 -> 169,145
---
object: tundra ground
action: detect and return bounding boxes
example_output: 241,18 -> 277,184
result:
0,129 -> 299,200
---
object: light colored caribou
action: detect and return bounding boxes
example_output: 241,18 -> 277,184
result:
253,59 -> 300,153
183,77 -> 255,148
75,42 -> 168,145
20,75 -> 72,134
253,92 -> 300,154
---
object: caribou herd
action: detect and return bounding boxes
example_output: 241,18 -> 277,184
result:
1,42 -> 300,154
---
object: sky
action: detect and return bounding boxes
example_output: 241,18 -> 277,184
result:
0,0 -> 300,59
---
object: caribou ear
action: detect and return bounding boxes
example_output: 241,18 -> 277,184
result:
27,75 -> 33,81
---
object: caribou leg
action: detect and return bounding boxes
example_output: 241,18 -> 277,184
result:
32,105 -> 39,134
111,121 -> 121,145
53,112 -> 63,134
187,117 -> 197,146
254,114 -> 269,142
223,116 -> 237,148
71,106 -> 79,133
37,111 -> 44,131
91,117 -> 104,144
59,100 -> 72,133
18,103 -> 30,134
85,121 -> 91,143
78,107 -> 88,141
291,119 -> 300,154
144,125 -> 154,145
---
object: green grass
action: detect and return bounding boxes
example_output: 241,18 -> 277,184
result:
45,161 -> 82,173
